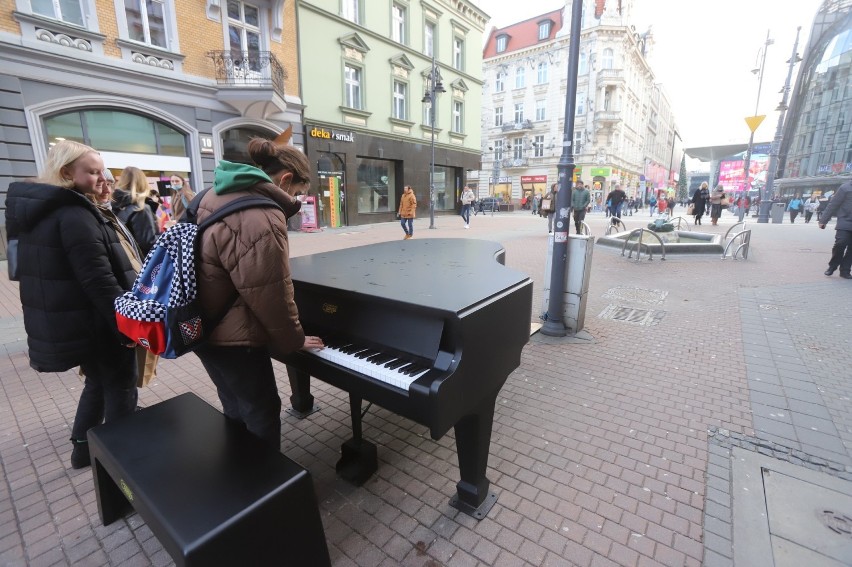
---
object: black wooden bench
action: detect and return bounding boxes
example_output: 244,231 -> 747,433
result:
87,392 -> 330,567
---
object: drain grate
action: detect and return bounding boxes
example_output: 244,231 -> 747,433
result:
602,287 -> 668,305
598,304 -> 666,326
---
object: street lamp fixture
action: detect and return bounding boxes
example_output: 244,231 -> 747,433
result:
422,55 -> 445,230
747,31 -> 773,218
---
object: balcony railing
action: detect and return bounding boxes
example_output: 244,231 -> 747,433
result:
501,120 -> 534,132
597,68 -> 624,83
594,110 -> 621,123
208,50 -> 287,97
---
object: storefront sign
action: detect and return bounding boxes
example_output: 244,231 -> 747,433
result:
521,175 -> 548,183
590,167 -> 611,177
309,127 -> 355,143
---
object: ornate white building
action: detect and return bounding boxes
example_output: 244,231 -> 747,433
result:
479,0 -> 682,208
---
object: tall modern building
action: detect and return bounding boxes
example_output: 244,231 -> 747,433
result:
0,0 -> 303,251
297,0 -> 487,226
479,0 -> 681,209
777,0 -> 852,196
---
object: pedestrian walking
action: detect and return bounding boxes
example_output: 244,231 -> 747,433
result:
5,141 -> 139,469
606,184 -> 627,225
649,194 -> 657,216
571,180 -> 591,235
819,180 -> 852,279
194,138 -> 325,449
543,183 -> 558,233
460,185 -> 475,229
532,192 -> 541,215
666,196 -> 676,217
691,182 -> 709,225
709,184 -> 726,225
169,174 -> 196,224
787,194 -> 803,223
399,185 -> 417,239
804,194 -> 819,223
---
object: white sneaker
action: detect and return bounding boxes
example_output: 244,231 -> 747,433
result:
464,224 -> 469,229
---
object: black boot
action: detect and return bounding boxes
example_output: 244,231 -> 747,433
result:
70,439 -> 90,469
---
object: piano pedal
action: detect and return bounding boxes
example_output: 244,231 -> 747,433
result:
285,405 -> 321,419
449,491 -> 498,520
336,438 -> 378,486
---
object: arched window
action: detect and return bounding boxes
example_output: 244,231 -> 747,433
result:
221,126 -> 277,164
43,109 -> 187,156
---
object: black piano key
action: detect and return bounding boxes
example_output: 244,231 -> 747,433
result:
354,349 -> 378,359
369,353 -> 395,365
384,358 -> 409,370
402,364 -> 428,376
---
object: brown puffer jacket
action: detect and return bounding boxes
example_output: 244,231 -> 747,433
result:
195,181 -> 305,359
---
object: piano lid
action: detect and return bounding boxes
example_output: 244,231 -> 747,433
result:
289,239 -> 531,313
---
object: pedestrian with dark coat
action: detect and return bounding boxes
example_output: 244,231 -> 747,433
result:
5,141 -> 139,470
112,166 -> 159,256
819,180 -> 852,279
692,182 -> 709,225
605,184 -> 627,225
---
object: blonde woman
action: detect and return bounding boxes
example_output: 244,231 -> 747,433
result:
5,141 -> 138,469
113,166 -> 159,256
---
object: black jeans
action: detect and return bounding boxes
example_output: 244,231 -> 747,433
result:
72,343 -> 138,441
790,210 -> 800,223
572,208 -> 587,233
196,345 -> 281,450
828,229 -> 852,276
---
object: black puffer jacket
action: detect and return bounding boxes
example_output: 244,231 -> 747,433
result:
822,180 -> 852,232
112,188 -> 158,257
5,181 -> 137,372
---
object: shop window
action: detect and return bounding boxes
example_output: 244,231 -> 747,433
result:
221,126 -> 276,164
356,157 -> 396,213
432,165 -> 455,211
43,109 -> 187,157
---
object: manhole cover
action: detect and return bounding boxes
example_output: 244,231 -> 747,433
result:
598,304 -> 666,326
601,287 -> 668,305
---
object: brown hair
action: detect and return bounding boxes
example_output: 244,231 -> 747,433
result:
247,137 -> 310,184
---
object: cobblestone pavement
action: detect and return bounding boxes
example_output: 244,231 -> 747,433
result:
0,210 -> 849,566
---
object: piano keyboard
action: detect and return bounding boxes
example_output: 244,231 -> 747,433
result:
307,339 -> 430,390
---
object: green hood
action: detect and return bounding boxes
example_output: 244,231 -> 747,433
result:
213,160 -> 273,194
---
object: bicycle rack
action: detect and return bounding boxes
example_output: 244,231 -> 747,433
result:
605,217 -> 626,236
724,221 -> 747,241
577,221 -> 591,236
667,216 -> 692,231
621,228 -> 666,261
722,229 -> 752,260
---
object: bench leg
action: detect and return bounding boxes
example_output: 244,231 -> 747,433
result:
91,457 -> 132,525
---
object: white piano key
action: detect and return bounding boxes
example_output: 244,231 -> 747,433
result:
309,346 -> 428,390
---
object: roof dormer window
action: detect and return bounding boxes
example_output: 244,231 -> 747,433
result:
496,34 -> 507,53
538,20 -> 551,40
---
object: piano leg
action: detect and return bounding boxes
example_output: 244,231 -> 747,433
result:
285,365 -> 320,418
336,394 -> 378,486
449,396 -> 499,520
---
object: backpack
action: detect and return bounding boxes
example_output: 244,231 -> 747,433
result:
115,194 -> 283,358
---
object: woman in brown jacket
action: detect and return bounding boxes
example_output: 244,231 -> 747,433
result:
398,185 -> 417,239
194,138 -> 324,449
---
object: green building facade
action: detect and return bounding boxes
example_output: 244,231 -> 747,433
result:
297,0 -> 488,226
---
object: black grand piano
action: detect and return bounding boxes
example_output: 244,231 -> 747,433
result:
283,239 -> 532,519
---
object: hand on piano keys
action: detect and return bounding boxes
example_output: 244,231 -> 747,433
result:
301,336 -> 325,351
305,337 -> 430,391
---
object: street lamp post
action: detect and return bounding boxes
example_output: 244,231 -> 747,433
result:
748,30 -> 773,222
761,26 -> 802,222
540,0 -> 582,338
422,55 -> 445,230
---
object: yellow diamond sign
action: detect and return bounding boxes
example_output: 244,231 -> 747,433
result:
745,115 -> 766,133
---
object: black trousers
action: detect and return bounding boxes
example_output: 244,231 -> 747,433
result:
196,345 -> 281,450
73,343 -> 138,441
828,229 -> 852,276
572,208 -> 587,233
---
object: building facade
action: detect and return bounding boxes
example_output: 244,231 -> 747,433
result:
0,0 -> 303,251
480,0 -> 681,209
777,0 -> 852,196
297,0 -> 487,227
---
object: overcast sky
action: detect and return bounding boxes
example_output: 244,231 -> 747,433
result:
473,0 -> 824,161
